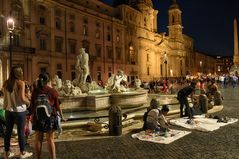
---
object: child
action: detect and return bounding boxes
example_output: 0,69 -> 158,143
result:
24,115 -> 33,145
56,99 -> 67,137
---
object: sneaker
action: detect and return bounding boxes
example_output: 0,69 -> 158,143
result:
19,151 -> 33,159
3,151 -> 15,159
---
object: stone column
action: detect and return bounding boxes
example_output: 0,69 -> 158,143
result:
233,18 -> 239,65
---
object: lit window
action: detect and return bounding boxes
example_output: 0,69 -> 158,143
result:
116,35 -> 120,42
83,25 -> 88,36
96,30 -> 100,39
129,46 -> 135,64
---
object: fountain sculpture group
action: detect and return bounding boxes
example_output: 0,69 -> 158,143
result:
55,48 -> 148,112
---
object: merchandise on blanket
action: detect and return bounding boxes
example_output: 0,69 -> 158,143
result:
132,129 -> 191,144
211,115 -> 230,123
186,119 -> 194,125
170,116 -> 238,132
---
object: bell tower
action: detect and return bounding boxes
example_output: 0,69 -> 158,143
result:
168,0 -> 183,39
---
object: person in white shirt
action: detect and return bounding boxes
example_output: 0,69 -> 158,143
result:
3,66 -> 32,159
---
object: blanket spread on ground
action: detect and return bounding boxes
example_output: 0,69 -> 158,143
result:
131,129 -> 191,144
169,115 -> 238,132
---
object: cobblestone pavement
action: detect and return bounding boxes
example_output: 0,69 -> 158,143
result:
1,87 -> 239,159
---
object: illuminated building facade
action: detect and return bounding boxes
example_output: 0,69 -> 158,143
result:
0,0 -> 216,86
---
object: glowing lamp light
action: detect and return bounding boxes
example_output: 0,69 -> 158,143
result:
7,18 -> 15,31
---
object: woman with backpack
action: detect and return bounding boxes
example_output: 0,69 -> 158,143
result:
30,72 -> 60,159
2,66 -> 33,159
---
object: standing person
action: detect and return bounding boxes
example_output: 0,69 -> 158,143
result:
30,72 -> 60,159
177,81 -> 196,120
2,66 -> 33,159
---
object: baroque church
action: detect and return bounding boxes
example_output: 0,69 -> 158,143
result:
0,0 -> 200,86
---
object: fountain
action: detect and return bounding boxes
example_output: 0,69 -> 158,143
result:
57,48 -> 148,112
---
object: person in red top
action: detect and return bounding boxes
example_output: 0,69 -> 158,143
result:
30,72 -> 60,159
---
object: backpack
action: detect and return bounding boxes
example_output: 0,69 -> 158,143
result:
142,108 -> 162,130
35,93 -> 55,132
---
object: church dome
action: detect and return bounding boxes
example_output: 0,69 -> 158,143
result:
169,0 -> 180,10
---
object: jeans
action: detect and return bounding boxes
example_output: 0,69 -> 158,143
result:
177,96 -> 193,119
0,119 -> 6,135
4,111 -> 26,152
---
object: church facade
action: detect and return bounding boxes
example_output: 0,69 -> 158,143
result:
0,0 -> 215,86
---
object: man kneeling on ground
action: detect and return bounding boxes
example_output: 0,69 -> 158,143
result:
143,99 -> 170,132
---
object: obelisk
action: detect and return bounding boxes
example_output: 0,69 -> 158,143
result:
230,18 -> 239,74
233,18 -> 239,65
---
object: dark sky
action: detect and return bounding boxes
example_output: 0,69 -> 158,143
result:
102,0 -> 239,56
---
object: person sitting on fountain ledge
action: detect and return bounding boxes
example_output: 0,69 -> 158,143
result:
143,98 -> 170,132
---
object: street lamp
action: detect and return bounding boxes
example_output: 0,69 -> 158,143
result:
164,52 -> 168,80
7,18 -> 14,69
163,52 -> 168,94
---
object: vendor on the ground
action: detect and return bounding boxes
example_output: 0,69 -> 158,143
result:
143,98 -> 170,132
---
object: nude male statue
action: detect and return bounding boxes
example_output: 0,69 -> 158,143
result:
75,48 -> 90,84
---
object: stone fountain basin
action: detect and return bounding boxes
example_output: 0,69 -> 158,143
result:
60,90 -> 148,111
111,90 -> 148,109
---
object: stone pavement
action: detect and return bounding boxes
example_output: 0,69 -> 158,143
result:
1,87 -> 239,159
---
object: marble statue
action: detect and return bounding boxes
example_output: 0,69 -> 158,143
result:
52,75 -> 62,91
59,80 -> 82,96
75,48 -> 90,85
135,78 -> 142,89
106,70 -> 127,93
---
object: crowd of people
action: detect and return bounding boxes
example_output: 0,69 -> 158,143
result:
142,73 -> 226,132
0,66 -> 65,159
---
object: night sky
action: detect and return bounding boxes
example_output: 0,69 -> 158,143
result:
102,0 -> 239,57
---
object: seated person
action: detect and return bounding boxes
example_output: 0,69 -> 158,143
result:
198,89 -> 208,114
143,99 -> 170,132
213,85 -> 223,105
142,98 -> 158,130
